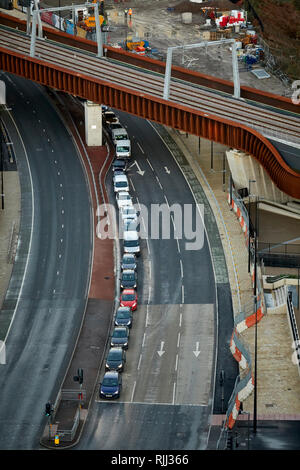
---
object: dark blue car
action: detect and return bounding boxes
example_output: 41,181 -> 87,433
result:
99,371 -> 122,399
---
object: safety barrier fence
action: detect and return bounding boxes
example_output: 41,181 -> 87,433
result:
287,291 -> 300,377
225,186 -> 264,429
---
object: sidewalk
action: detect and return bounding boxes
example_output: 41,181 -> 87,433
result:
167,129 -> 300,446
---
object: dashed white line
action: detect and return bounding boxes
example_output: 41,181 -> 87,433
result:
156,175 -> 163,190
179,312 -> 182,328
181,285 -> 185,304
137,142 -> 144,154
176,238 -> 181,253
146,237 -> 151,255
180,259 -> 183,278
175,354 -> 179,372
137,354 -> 142,371
129,177 -> 136,192
146,158 -> 154,171
131,381 -> 136,402
172,382 -> 176,405
142,332 -> 146,348
177,332 -> 181,348
164,195 -> 170,207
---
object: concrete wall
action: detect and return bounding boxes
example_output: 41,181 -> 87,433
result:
226,149 -> 294,204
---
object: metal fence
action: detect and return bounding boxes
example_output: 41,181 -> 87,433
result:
287,291 -> 300,377
57,406 -> 80,442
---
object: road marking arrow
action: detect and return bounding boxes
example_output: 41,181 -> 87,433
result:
129,160 -> 145,176
193,342 -> 201,358
157,341 -> 165,357
164,166 -> 170,174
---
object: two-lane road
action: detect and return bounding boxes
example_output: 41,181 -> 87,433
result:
78,111 -> 221,450
0,73 -> 92,449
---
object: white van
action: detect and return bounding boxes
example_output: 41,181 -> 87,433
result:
123,231 -> 140,256
116,139 -> 131,159
112,128 -> 128,145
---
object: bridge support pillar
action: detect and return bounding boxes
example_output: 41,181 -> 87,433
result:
84,101 -> 102,147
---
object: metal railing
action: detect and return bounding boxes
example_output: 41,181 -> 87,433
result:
57,406 -> 80,442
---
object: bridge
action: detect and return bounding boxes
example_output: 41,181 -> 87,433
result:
1,11 -> 300,198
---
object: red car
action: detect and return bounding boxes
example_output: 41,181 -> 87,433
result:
120,289 -> 137,311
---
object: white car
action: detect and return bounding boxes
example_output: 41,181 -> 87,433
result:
120,205 -> 138,222
116,191 -> 133,210
114,174 -> 129,193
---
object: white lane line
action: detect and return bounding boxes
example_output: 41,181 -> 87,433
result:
146,237 -> 151,255
171,214 -> 176,231
145,304 -> 149,327
180,259 -> 183,278
179,312 -> 182,328
142,332 -> 146,348
137,142 -> 144,154
146,158 -> 154,171
137,354 -> 142,371
131,381 -> 136,402
129,177 -> 136,192
2,110 -> 35,347
141,216 -> 147,233
156,175 -> 163,190
175,354 -> 178,372
177,332 -> 181,348
176,238 -> 181,253
181,285 -> 185,304
172,382 -> 176,405
164,195 -> 170,207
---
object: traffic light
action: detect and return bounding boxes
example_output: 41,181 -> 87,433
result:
78,368 -> 83,385
226,432 -> 233,450
73,368 -> 84,384
45,402 -> 52,417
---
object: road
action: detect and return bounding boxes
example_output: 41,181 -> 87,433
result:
78,111 -> 222,450
0,73 -> 92,449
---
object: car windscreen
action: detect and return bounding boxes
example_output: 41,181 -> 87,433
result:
116,181 -> 128,187
124,240 -> 139,247
117,147 -> 130,152
115,135 -> 128,140
122,294 -> 135,301
102,377 -> 118,386
113,329 -> 127,337
119,194 -> 130,200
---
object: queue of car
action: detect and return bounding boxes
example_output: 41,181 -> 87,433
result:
99,108 -> 140,400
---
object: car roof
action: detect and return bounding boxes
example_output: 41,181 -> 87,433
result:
122,253 -> 135,258
112,128 -> 127,134
104,370 -> 118,378
122,269 -> 135,274
123,231 -> 138,240
114,174 -> 128,181
122,288 -> 136,294
118,191 -> 130,196
116,139 -> 130,145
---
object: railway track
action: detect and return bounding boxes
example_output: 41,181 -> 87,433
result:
1,25 -> 300,148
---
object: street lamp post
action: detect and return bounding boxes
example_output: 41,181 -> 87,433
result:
248,179 -> 256,273
253,196 -> 259,433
